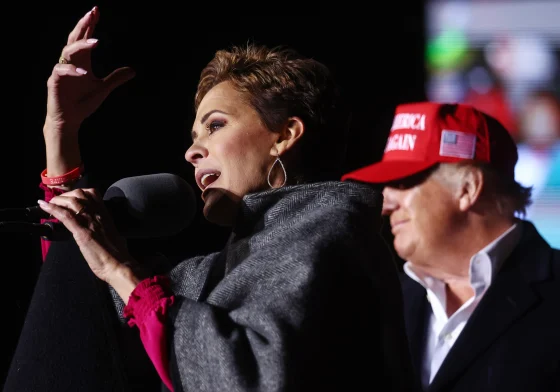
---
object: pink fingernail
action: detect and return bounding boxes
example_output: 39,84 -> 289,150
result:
76,68 -> 88,75
86,38 -> 98,44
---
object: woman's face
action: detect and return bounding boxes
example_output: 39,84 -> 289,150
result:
186,81 -> 278,225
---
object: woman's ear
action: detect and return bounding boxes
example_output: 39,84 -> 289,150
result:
270,117 -> 305,156
458,166 -> 484,212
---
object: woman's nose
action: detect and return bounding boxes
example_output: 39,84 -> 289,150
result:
185,143 -> 207,165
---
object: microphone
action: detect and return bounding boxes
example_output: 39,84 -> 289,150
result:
0,173 -> 197,240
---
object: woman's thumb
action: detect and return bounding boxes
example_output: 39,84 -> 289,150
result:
102,66 -> 136,96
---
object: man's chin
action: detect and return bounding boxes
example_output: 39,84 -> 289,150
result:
202,188 -> 240,226
393,238 -> 412,262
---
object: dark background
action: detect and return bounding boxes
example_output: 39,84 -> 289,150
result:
4,2 -> 426,386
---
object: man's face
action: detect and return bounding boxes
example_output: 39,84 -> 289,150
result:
381,167 -> 463,266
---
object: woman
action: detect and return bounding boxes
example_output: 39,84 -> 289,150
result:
36,7 -> 417,392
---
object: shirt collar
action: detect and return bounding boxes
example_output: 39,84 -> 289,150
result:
404,222 -> 523,295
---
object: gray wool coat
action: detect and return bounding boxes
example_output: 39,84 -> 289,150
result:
116,181 -> 418,392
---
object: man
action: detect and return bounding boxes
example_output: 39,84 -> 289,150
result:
342,102 -> 560,392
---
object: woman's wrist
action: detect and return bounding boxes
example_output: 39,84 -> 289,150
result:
108,263 -> 148,305
43,119 -> 82,177
43,116 -> 81,136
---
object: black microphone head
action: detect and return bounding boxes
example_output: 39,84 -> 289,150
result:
103,173 -> 197,239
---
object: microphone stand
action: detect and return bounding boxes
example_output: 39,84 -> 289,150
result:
0,206 -> 48,221
0,221 -> 72,240
0,221 -> 51,236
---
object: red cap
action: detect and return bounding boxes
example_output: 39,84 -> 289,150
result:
341,102 -> 518,184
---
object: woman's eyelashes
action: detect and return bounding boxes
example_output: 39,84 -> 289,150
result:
206,119 -> 226,135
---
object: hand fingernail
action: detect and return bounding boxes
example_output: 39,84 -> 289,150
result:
76,68 -> 88,75
87,38 -> 98,44
37,200 -> 48,207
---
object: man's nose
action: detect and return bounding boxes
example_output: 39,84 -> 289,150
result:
381,187 -> 399,215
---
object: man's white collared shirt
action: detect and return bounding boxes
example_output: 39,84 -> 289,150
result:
404,223 -> 522,388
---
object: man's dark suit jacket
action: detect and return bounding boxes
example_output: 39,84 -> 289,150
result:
401,220 -> 560,392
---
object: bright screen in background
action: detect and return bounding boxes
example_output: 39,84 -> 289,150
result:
425,0 -> 560,248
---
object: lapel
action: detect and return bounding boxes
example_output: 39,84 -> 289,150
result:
401,274 -> 430,376
428,221 -> 553,392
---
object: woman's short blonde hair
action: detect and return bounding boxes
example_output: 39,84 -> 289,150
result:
195,43 -> 350,183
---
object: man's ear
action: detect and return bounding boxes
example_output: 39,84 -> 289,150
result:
458,166 -> 484,212
270,117 -> 305,156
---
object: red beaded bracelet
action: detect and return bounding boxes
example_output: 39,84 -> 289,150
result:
41,164 -> 84,186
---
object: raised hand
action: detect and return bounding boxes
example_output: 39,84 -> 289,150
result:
43,6 -> 136,180
46,6 -> 136,132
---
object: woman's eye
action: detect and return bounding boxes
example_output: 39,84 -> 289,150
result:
207,120 -> 225,134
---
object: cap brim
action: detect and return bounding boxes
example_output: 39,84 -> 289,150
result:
341,160 -> 439,184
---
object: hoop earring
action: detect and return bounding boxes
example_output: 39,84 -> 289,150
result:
267,156 -> 287,188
